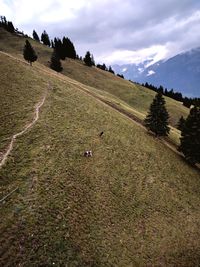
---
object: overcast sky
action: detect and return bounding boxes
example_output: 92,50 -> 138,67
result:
1,0 -> 200,65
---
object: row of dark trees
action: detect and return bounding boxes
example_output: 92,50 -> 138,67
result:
24,28 -> 125,76
96,64 -> 115,74
96,63 -> 124,78
144,92 -> 200,165
142,82 -> 200,108
32,29 -> 123,76
23,39 -> 96,72
32,29 -> 97,68
0,16 -> 15,33
1,17 -> 124,76
33,29 -> 77,59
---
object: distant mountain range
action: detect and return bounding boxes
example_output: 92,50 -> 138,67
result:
113,48 -> 200,97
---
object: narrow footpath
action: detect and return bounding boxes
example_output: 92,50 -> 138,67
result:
0,92 -> 47,169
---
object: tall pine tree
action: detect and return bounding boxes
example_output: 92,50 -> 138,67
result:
84,51 -> 95,67
54,38 -> 65,60
177,116 -> 186,131
23,40 -> 37,66
41,30 -> 50,46
108,66 -> 115,74
179,106 -> 200,165
33,30 -> 40,41
144,92 -> 170,136
50,50 -> 63,72
62,37 -> 76,59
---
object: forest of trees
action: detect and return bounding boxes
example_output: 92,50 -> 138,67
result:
141,82 -> 200,108
53,37 -> 77,59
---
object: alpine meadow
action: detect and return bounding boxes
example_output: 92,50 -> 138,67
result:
0,12 -> 200,267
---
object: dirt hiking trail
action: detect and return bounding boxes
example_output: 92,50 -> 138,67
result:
0,91 -> 47,169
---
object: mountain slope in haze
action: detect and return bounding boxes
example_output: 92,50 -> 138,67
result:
1,50 -> 200,267
113,48 -> 200,97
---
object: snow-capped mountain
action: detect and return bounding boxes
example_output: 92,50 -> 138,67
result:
113,48 -> 200,97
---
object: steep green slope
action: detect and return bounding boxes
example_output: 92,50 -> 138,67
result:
0,52 -> 200,266
0,53 -> 47,152
0,28 -> 189,129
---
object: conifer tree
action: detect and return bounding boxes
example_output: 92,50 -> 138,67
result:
108,66 -> 115,74
50,50 -> 63,72
51,40 -> 54,48
0,16 -> 15,33
177,116 -> 186,131
41,30 -> 50,46
7,21 -> 15,33
54,38 -> 65,60
102,63 -> 107,71
84,51 -> 95,67
62,37 -> 76,59
144,92 -> 170,136
23,40 -> 37,66
179,106 -> 200,165
33,30 -> 40,41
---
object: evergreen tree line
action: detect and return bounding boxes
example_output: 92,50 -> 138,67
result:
0,15 -> 128,77
23,32 -> 96,72
142,82 -> 200,108
33,30 -> 77,60
144,92 -> 200,165
0,16 -> 15,33
32,29 -> 124,76
96,63 -> 124,78
53,37 -> 76,59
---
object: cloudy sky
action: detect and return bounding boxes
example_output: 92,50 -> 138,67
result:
1,0 -> 200,65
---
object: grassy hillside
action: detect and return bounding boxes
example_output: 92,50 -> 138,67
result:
0,45 -> 200,266
0,53 -> 47,153
0,28 -> 189,130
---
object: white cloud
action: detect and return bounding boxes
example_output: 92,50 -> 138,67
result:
97,45 -> 168,65
147,70 -> 156,76
1,0 -> 200,64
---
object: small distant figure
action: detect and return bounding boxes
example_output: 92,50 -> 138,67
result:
84,150 -> 92,157
99,131 -> 104,137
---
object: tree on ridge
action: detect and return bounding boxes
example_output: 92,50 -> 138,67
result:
83,51 -> 95,67
41,30 -> 50,46
144,92 -> 170,137
179,106 -> 200,165
23,40 -> 37,66
33,30 -> 40,42
50,50 -> 63,72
